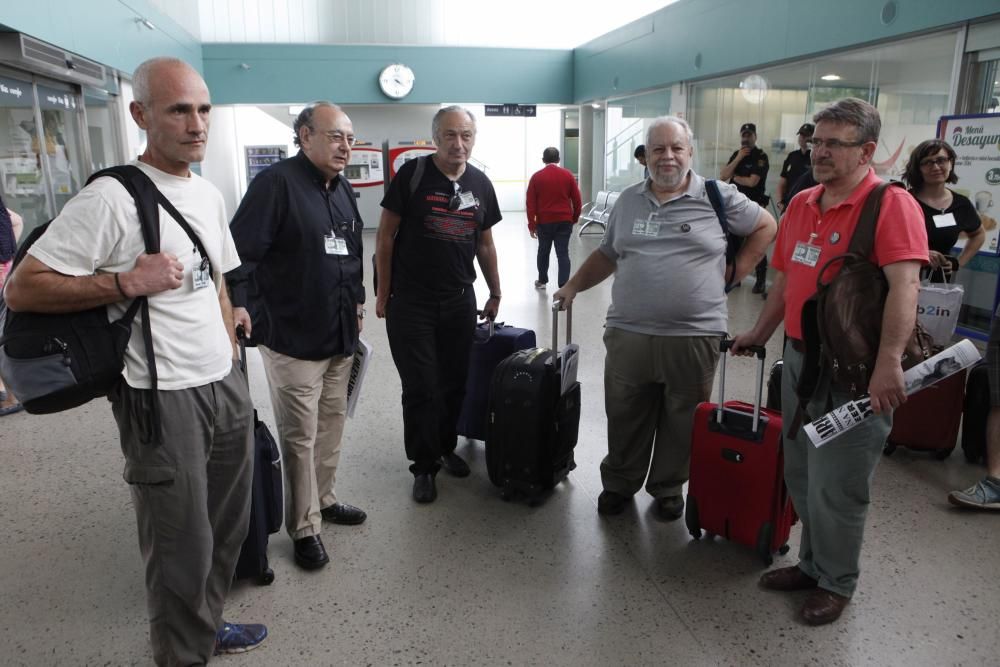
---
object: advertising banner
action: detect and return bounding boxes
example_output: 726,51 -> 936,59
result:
938,114 -> 1000,254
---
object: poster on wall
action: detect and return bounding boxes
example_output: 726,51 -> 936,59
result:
938,114 -> 1000,255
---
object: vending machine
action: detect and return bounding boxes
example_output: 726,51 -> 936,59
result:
386,139 -> 437,187
343,140 -> 385,230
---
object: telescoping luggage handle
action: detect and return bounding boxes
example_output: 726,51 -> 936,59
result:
717,339 -> 767,433
551,299 -> 573,349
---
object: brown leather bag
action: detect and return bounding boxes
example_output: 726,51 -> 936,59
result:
806,182 -> 934,398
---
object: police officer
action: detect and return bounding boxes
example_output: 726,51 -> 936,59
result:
776,123 -> 814,213
720,122 -> 770,294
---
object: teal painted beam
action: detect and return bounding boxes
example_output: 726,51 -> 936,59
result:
574,0 -> 1000,103
203,44 -> 573,105
0,0 -> 202,76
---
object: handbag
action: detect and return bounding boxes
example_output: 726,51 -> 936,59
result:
917,273 -> 963,344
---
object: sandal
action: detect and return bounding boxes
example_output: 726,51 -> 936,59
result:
0,402 -> 24,416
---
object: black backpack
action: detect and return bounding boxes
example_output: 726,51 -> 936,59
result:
0,165 -> 211,434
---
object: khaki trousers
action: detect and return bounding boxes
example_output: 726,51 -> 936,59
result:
601,328 -> 720,498
259,346 -> 353,540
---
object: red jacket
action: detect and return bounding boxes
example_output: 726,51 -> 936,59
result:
526,164 -> 582,232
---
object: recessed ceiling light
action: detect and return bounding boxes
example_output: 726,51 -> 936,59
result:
821,74 -> 842,81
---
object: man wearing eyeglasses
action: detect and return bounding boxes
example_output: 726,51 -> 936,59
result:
375,105 -> 503,504
732,98 -> 927,626
227,101 -> 367,571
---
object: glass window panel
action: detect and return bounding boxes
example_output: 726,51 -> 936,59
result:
0,71 -> 51,235
36,82 -> 87,214
84,87 -> 121,173
605,88 -> 670,191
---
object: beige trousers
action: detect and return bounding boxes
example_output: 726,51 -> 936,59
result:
259,346 -> 353,540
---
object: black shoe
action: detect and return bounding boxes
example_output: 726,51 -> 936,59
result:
293,535 -> 329,570
655,495 -> 684,521
439,452 -> 471,478
751,281 -> 766,294
597,490 -> 630,515
413,473 -> 437,503
320,502 -> 367,525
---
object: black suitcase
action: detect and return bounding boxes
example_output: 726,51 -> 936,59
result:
766,359 -> 783,411
962,362 -> 990,465
234,329 -> 283,585
457,319 -> 536,441
485,302 -> 580,504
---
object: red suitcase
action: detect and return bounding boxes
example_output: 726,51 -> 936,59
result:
686,340 -> 795,566
883,368 -> 967,461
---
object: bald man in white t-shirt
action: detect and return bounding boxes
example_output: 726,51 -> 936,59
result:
5,57 -> 266,665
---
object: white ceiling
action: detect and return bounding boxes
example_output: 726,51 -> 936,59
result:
192,0 -> 677,48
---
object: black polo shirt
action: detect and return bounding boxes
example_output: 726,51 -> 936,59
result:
727,146 -> 769,206
381,156 -> 501,296
779,149 -> 811,206
226,151 -> 365,360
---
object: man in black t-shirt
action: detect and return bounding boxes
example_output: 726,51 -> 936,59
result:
776,123 -> 813,212
721,122 -> 770,293
375,106 -> 503,504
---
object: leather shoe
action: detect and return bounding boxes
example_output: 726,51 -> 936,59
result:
597,490 -> 629,515
413,473 -> 437,503
293,535 -> 329,570
439,452 -> 471,478
759,566 -> 818,591
801,589 -> 850,626
320,502 -> 367,525
655,495 -> 684,521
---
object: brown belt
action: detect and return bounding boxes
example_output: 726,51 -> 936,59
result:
788,337 -> 806,353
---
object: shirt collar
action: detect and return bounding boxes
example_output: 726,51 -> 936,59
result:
640,168 -> 699,205
295,150 -> 341,190
806,167 -> 879,211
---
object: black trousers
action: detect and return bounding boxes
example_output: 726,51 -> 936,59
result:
385,288 -> 477,475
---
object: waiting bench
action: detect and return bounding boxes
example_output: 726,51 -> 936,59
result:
579,190 -> 619,236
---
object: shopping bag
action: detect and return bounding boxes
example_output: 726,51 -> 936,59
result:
917,279 -> 963,343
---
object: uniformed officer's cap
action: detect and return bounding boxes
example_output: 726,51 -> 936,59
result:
739,123 -> 756,135
797,123 -> 815,136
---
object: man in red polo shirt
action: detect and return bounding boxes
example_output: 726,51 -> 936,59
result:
732,98 -> 927,626
526,147 -> 582,288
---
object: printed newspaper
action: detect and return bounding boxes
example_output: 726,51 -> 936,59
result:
346,338 -> 373,418
803,339 -> 981,447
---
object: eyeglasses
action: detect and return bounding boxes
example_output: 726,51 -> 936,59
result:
919,157 -> 951,169
313,129 -> 356,146
448,181 -> 463,211
806,138 -> 866,150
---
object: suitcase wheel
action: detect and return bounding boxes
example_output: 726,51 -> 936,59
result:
685,497 -> 702,540
258,568 -> 274,586
933,448 -> 953,461
882,442 -> 897,457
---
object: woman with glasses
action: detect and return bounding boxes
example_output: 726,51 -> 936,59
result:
902,139 -> 985,281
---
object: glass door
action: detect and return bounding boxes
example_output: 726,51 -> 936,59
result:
83,86 -> 122,173
35,80 -> 87,215
0,68 -> 52,235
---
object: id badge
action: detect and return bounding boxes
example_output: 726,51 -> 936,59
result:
791,241 -> 822,267
932,212 -> 957,229
325,234 -> 348,255
457,191 -> 477,211
631,217 -> 661,237
192,255 -> 211,290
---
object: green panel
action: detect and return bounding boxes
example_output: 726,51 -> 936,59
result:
574,0 -> 1000,103
202,44 -> 573,105
0,0 -> 202,76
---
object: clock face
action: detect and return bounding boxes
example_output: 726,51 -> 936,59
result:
379,64 -> 415,100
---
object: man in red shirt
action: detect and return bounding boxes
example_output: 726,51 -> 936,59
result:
526,147 -> 582,288
733,98 -> 927,626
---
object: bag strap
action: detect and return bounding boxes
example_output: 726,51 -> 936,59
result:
846,181 -> 898,257
408,155 -> 427,199
704,179 -> 730,236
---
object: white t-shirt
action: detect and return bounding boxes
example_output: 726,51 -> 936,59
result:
29,160 -> 240,390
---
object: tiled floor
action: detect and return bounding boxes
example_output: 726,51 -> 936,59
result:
2,212 -> 998,666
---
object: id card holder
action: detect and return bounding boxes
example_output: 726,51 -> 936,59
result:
456,191 -> 477,211
932,212 -> 957,229
325,234 -> 348,255
791,241 -> 822,267
631,214 -> 661,237
192,255 -> 211,290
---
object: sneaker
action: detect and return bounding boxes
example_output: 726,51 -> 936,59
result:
597,490 -> 630,515
215,622 -> 268,655
534,280 -> 547,289
948,477 -> 1000,510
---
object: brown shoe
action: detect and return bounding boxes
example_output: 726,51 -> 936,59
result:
801,589 -> 850,626
759,566 -> 818,591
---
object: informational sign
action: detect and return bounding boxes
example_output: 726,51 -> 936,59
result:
938,114 -> 1000,254
485,103 -> 537,117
